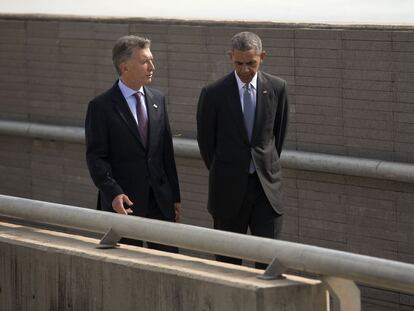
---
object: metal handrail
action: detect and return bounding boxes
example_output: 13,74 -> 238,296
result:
1,119 -> 414,183
1,194 -> 413,295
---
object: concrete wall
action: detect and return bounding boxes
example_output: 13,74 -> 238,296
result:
0,14 -> 414,310
0,221 -> 327,311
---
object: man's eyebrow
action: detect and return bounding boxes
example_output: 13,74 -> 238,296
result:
235,60 -> 257,64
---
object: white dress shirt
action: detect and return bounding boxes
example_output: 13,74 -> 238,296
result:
118,79 -> 147,126
234,71 -> 258,113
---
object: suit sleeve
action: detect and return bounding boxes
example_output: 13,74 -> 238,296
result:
196,87 -> 216,170
162,97 -> 181,203
274,81 -> 289,156
85,100 -> 123,205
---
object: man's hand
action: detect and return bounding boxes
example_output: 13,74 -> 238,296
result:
112,194 -> 133,215
174,202 -> 182,222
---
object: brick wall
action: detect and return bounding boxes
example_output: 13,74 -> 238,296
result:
0,15 -> 414,310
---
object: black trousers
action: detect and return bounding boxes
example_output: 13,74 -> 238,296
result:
120,188 -> 178,253
213,172 -> 283,269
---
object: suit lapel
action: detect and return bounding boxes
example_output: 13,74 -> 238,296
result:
226,73 -> 250,144
111,83 -> 145,148
252,71 -> 268,145
144,86 -> 159,153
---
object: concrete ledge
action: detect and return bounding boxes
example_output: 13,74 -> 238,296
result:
0,222 -> 327,311
1,13 -> 414,30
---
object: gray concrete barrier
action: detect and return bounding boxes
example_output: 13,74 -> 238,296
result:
0,221 -> 327,311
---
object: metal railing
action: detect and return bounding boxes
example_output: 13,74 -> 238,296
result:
1,119 -> 414,183
1,194 -> 414,311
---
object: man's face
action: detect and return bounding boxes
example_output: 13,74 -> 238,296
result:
230,48 -> 265,83
120,47 -> 155,90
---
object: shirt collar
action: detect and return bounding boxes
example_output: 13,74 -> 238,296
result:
118,79 -> 144,98
234,71 -> 258,92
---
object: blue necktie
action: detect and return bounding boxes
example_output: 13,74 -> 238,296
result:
243,84 -> 256,173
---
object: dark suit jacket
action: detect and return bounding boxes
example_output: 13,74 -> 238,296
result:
85,81 -> 180,219
197,71 -> 288,219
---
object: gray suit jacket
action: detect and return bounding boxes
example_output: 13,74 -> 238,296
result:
197,71 -> 288,218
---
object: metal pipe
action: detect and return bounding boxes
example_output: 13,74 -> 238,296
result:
1,119 -> 414,183
0,119 -> 84,143
1,194 -> 414,295
281,150 -> 414,184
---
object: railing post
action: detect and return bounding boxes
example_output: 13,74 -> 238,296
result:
97,228 -> 121,249
322,276 -> 361,311
257,255 -> 287,280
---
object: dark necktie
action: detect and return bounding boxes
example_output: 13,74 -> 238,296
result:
134,92 -> 148,147
243,83 -> 256,173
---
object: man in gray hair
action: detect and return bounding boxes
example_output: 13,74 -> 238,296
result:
197,32 -> 289,268
85,35 -> 181,252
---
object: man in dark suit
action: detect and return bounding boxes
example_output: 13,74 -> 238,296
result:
197,32 -> 289,268
85,35 -> 181,252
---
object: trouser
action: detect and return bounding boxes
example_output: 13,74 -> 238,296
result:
120,188 -> 178,253
213,172 -> 283,269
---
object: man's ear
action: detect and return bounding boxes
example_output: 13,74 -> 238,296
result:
119,62 -> 128,75
228,50 -> 234,61
260,51 -> 267,62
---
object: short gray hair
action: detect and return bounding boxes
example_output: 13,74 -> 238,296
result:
112,35 -> 151,75
231,32 -> 262,53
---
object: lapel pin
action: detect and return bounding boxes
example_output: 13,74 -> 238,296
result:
153,104 -> 158,109
263,90 -> 268,94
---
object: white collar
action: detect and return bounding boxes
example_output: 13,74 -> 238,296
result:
118,79 -> 144,98
234,71 -> 258,92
